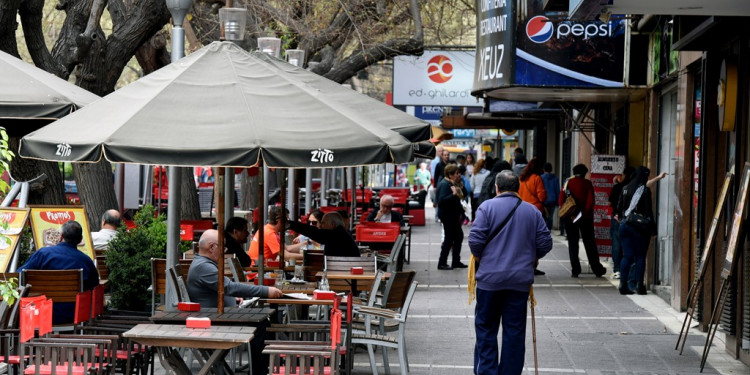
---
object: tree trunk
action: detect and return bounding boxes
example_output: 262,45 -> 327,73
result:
73,161 -> 118,231
7,138 -> 66,205
240,170 -> 258,211
180,168 -> 202,220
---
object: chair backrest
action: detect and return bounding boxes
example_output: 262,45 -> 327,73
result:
229,257 -> 246,282
398,280 -> 418,322
95,255 -> 110,281
324,255 -> 377,293
150,258 -> 167,314
91,285 -> 104,319
20,269 -> 83,303
303,250 -> 325,282
381,270 -> 416,310
167,266 -> 190,303
6,284 -> 31,330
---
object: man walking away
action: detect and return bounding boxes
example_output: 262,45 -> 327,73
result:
469,171 -> 553,375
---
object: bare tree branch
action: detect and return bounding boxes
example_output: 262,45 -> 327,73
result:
0,0 -> 22,57
19,0 -> 67,76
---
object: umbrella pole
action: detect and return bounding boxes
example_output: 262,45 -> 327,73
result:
216,167 -> 225,314
279,169 -> 286,272
166,167 -> 182,311
257,164 -> 265,284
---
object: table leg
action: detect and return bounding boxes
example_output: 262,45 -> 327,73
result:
197,348 -> 232,375
156,347 -> 192,375
345,279 -> 357,375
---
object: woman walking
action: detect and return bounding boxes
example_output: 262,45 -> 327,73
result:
615,166 -> 655,295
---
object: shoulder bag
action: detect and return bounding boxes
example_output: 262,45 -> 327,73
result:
558,178 -> 578,219
624,186 -> 653,233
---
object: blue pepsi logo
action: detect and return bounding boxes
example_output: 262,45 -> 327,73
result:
526,16 -> 553,44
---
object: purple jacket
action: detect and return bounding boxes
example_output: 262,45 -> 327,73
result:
469,192 -> 553,292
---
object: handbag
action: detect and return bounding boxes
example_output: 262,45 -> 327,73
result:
625,212 -> 651,231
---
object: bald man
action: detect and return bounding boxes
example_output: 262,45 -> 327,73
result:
187,229 -> 282,308
91,209 -> 121,251
366,194 -> 404,226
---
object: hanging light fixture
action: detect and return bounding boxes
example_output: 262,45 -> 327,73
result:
257,37 -> 282,58
285,49 -> 305,68
218,5 -> 247,41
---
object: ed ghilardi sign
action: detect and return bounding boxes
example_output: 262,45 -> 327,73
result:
393,51 -> 483,107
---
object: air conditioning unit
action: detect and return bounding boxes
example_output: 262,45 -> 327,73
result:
569,0 -> 610,21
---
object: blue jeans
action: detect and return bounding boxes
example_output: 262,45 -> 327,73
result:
610,219 -> 621,273
619,222 -> 649,291
474,289 -> 529,375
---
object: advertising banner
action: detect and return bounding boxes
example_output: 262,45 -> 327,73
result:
0,208 -> 30,271
394,50 -> 483,107
29,206 -> 95,259
473,0 -> 627,95
590,155 -> 625,256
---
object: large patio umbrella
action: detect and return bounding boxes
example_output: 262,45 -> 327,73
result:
0,50 -> 99,137
19,41 -> 428,311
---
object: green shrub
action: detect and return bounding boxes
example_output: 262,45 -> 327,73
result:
106,204 -> 191,311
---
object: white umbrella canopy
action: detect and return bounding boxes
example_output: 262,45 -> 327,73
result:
19,41 -> 429,167
0,50 -> 99,136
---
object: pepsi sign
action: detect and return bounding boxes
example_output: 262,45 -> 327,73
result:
526,16 -> 553,43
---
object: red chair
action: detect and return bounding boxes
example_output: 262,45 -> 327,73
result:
355,222 -> 400,243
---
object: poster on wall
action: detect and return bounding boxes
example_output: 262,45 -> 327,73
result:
0,208 -> 30,271
29,206 -> 94,260
590,155 -> 626,256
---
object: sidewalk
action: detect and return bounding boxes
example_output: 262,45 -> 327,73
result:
348,206 -> 749,374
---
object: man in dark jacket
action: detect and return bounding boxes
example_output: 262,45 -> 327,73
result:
469,170 -> 552,375
436,164 -> 469,270
478,160 -> 512,206
18,221 -> 99,324
224,217 -> 253,267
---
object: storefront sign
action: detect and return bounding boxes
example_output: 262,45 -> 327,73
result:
0,208 -> 30,271
29,206 -> 95,259
394,51 -> 483,107
590,155 -> 625,256
473,0 -> 515,93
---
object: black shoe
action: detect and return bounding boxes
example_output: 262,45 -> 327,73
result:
619,288 -> 635,295
571,273 -> 579,278
437,264 -> 453,270
534,269 -> 545,276
636,285 -> 648,295
594,268 -> 606,278
452,262 -> 468,269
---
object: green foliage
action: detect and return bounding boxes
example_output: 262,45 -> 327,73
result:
0,277 -> 19,306
17,227 -> 33,265
106,204 -> 191,310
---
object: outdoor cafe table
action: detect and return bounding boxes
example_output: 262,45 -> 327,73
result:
123,323 -> 255,375
150,307 -> 274,326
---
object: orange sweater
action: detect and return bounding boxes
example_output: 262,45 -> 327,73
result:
518,174 -> 547,213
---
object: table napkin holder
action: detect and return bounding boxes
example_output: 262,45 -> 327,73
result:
186,317 -> 211,328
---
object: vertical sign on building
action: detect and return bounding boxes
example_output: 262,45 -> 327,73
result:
472,0 -> 515,95
590,155 -> 625,256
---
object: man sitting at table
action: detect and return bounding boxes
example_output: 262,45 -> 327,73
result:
248,206 -> 304,265
224,217 -> 253,267
18,220 -> 100,324
187,229 -> 282,308
91,209 -> 121,251
365,194 -> 404,226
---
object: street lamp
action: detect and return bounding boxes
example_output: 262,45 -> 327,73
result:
258,37 -> 282,58
285,49 -> 305,68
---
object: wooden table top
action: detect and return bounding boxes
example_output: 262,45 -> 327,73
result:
123,324 -> 255,350
262,298 -> 335,306
315,271 -> 379,280
150,307 -> 274,325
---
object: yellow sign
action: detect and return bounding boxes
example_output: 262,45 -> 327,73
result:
0,207 -> 30,272
29,206 -> 94,259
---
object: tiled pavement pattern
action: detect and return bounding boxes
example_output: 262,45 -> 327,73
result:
156,206 -> 750,374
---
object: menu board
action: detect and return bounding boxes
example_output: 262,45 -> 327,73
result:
0,208 -> 30,271
590,155 -> 626,257
29,206 -> 94,260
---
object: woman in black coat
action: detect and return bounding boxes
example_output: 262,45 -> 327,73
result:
615,166 -> 655,295
288,212 -> 360,257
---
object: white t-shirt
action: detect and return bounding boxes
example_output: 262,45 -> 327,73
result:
91,228 -> 118,251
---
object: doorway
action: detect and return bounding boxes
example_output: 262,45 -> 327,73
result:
655,89 -> 677,289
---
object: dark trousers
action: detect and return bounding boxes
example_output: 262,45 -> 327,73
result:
619,222 -> 649,291
439,214 -> 463,266
610,219 -> 621,273
474,288 -> 529,375
471,196 -> 480,222
565,217 -> 605,276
